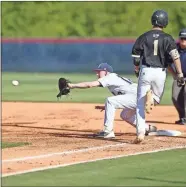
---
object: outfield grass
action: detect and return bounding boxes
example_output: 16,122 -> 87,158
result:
2,148 -> 186,186
2,72 -> 174,104
2,142 -> 30,149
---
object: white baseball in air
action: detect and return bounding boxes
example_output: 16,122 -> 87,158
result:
12,80 -> 19,86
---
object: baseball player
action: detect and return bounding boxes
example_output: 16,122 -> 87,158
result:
131,10 -> 185,143
168,28 -> 186,125
67,63 -> 157,139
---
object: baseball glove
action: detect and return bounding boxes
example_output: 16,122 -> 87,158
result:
177,76 -> 185,87
56,78 -> 70,98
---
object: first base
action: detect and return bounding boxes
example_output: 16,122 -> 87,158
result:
148,130 -> 182,137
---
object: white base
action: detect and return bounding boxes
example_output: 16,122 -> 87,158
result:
148,130 -> 182,137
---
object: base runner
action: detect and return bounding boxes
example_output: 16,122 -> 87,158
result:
131,10 -> 185,143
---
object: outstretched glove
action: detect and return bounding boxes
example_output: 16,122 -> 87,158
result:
57,78 -> 71,98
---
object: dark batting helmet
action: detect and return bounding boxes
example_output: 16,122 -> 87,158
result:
151,10 -> 168,28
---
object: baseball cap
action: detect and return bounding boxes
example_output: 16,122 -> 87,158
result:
179,28 -> 186,39
94,63 -> 113,73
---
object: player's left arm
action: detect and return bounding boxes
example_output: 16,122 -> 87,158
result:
166,36 -> 181,75
166,36 -> 185,86
68,81 -> 101,89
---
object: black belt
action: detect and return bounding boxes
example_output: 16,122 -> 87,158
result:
143,64 -> 166,71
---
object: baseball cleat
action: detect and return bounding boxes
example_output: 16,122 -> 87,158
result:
95,131 -> 115,139
134,133 -> 145,144
145,89 -> 154,114
145,125 -> 157,136
175,118 -> 186,125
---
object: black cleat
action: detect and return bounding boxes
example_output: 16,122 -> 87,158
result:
175,118 -> 186,125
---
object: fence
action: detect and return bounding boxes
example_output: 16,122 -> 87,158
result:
2,38 -> 135,73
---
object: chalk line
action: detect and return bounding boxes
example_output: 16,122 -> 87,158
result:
2,145 -> 186,177
3,142 -> 127,163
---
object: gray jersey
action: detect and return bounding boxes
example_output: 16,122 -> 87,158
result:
98,73 -> 137,95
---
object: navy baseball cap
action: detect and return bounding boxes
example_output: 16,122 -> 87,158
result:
94,63 -> 113,73
179,28 -> 186,39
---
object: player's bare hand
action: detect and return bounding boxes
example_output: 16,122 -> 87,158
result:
95,106 -> 105,112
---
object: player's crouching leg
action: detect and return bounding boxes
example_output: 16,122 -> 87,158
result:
120,109 -> 157,137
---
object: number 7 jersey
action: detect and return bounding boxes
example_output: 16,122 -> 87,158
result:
131,30 -> 178,68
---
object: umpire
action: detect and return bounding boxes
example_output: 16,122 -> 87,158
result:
172,28 -> 186,125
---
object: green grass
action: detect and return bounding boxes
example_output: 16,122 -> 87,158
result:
2,142 -> 30,149
2,148 -> 186,186
2,72 -> 174,104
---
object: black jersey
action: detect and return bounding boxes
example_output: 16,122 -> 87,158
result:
132,30 -> 177,68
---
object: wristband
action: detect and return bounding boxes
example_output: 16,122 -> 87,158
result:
177,73 -> 183,78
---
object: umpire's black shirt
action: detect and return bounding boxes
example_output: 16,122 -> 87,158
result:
177,44 -> 186,76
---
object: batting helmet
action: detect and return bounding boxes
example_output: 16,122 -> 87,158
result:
151,10 -> 168,28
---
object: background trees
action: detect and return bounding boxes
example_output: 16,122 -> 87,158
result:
2,2 -> 186,38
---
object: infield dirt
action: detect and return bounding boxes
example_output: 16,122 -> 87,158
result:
2,102 -> 186,175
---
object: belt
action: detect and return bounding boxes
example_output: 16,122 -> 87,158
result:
142,64 -> 166,71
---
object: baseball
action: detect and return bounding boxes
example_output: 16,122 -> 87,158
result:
12,80 -> 19,86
